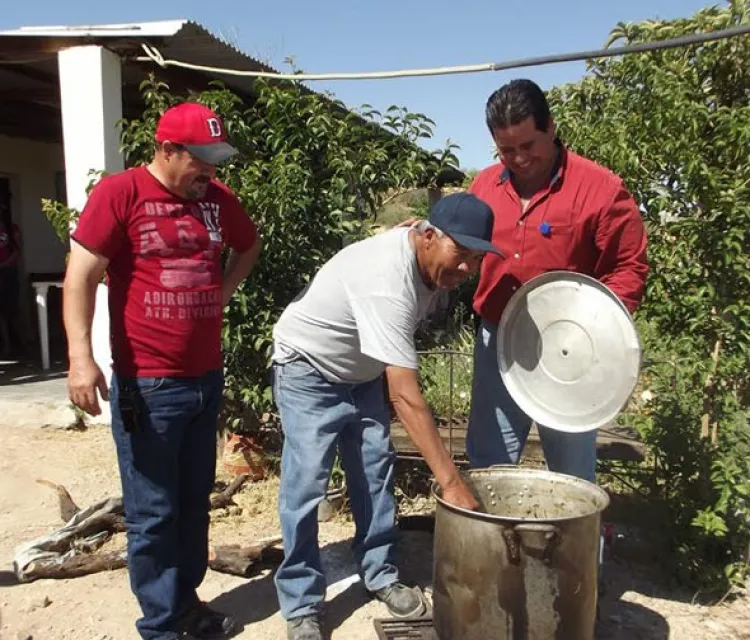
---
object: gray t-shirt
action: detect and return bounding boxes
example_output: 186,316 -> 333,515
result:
272,228 -> 437,383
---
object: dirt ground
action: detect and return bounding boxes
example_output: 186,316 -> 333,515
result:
0,423 -> 748,640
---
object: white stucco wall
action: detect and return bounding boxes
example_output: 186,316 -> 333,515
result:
56,45 -> 123,419
0,135 -> 66,275
58,46 -> 123,212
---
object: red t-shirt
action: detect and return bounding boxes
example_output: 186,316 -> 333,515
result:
72,166 -> 258,377
470,147 -> 648,324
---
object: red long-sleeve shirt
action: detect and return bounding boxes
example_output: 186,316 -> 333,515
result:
470,147 -> 648,324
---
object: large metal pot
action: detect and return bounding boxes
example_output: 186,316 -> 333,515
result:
432,466 -> 609,640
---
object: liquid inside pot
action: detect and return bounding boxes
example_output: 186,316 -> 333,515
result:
446,469 -> 609,521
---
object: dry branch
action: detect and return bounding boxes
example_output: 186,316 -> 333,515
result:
210,474 -> 248,510
20,538 -> 285,581
36,479 -> 81,522
17,477 -> 282,581
700,339 -> 722,441
23,552 -> 127,580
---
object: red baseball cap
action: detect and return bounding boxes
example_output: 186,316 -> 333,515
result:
155,103 -> 238,165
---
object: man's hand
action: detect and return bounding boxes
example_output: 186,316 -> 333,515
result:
68,357 -> 109,416
441,477 -> 481,511
63,240 -> 110,416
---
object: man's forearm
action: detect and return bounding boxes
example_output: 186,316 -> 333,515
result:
392,394 -> 463,490
63,278 -> 98,362
222,244 -> 261,307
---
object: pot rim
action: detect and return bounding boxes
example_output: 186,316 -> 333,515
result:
432,465 -> 610,524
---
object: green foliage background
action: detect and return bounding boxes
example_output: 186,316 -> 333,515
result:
548,0 -> 749,587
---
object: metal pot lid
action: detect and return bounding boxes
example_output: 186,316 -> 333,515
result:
497,271 -> 641,433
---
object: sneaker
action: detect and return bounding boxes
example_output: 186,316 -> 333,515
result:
372,582 -> 427,618
287,614 -> 324,640
180,601 -> 237,639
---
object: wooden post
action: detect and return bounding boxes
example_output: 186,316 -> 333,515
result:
700,339 -> 721,441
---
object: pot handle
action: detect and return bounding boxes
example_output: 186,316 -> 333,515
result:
503,523 -> 560,565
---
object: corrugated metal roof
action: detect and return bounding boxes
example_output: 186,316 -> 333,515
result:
0,20 -> 189,38
0,19 -> 281,96
147,21 -> 281,96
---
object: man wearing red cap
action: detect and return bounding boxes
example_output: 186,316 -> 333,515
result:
63,103 -> 261,640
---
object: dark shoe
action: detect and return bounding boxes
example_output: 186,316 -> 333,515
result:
180,602 -> 237,639
287,614 -> 323,640
372,582 -> 426,618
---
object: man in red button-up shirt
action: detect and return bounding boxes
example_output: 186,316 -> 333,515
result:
466,79 -> 648,481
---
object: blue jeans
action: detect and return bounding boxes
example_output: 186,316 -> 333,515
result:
467,320 -> 597,482
272,359 -> 399,620
110,370 -> 224,640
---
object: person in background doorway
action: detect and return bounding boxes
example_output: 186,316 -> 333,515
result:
64,103 -> 261,640
466,79 -> 648,481
0,184 -> 22,359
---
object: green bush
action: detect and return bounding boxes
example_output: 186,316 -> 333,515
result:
549,0 -> 750,588
419,323 -> 475,419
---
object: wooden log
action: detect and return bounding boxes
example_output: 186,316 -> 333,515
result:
29,513 -> 126,556
36,479 -> 80,522
19,475 -> 280,582
210,474 -> 248,510
22,538 -> 285,582
390,420 -> 647,463
208,537 -> 283,577
74,513 -> 126,539
22,552 -> 127,581
35,469 -> 249,534
209,546 -> 256,576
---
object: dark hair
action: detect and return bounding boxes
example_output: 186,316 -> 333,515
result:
485,79 -> 551,133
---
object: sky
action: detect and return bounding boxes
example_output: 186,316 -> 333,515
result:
4,0 -> 713,170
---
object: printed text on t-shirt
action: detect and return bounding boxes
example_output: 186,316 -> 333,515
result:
138,200 -> 224,321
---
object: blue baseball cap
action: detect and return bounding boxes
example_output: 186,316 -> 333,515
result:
429,193 -> 503,256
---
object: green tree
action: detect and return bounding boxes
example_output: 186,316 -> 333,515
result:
53,74 -> 459,430
548,0 -> 749,586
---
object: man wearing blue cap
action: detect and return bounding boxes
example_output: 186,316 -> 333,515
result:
271,193 -> 501,640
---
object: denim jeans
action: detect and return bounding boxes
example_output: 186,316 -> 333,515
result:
110,370 -> 224,640
271,358 -> 399,620
466,320 -> 597,482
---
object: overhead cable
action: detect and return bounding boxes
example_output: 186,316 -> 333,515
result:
135,23 -> 750,81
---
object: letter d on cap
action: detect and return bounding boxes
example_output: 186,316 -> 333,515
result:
207,118 -> 222,138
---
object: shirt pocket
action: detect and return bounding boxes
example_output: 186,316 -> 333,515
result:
532,222 -> 580,271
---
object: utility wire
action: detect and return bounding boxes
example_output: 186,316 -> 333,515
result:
136,23 -> 750,82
